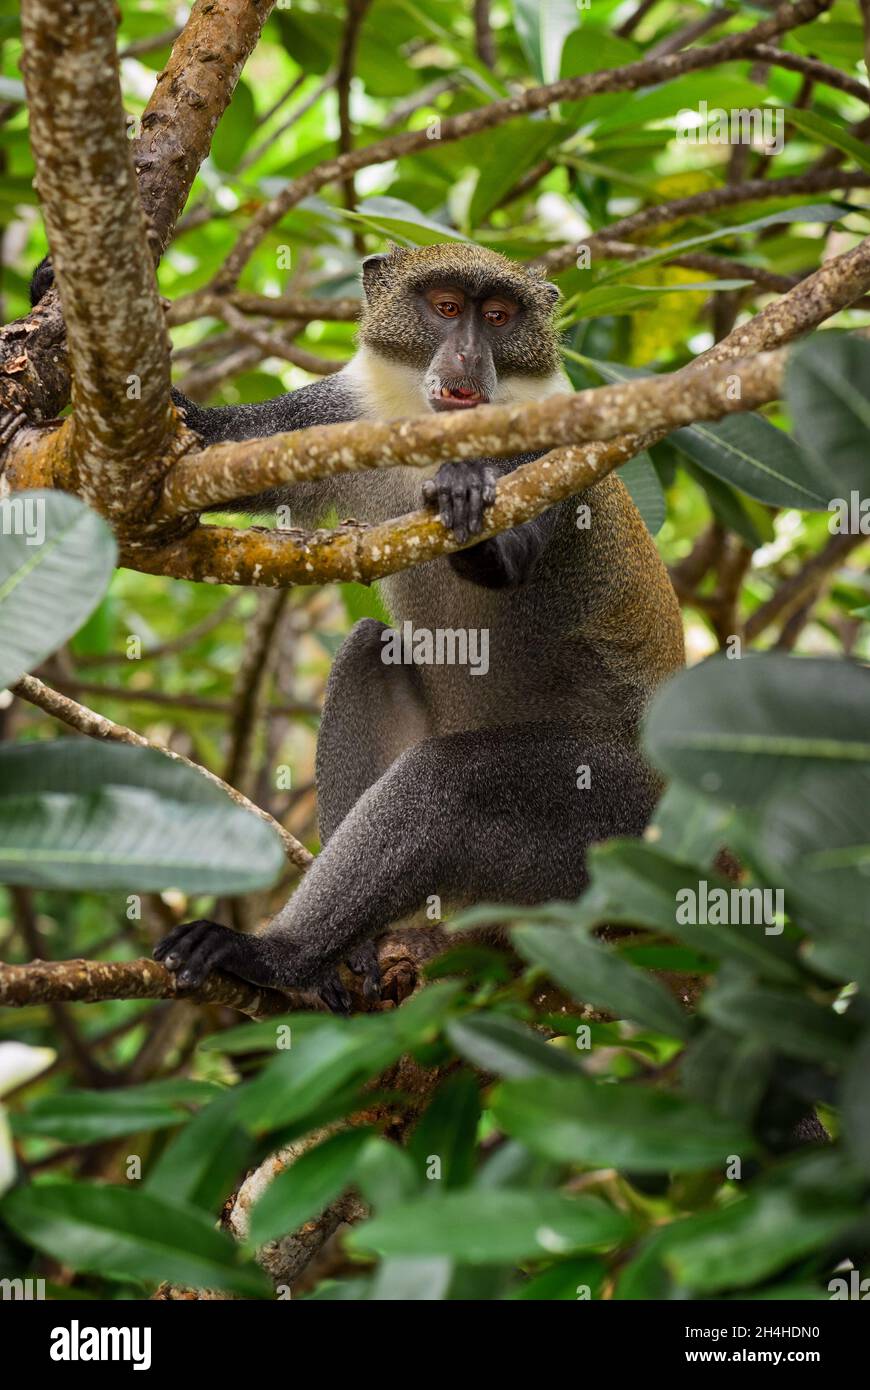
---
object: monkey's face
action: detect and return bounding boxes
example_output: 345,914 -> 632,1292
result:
359,244 -> 561,410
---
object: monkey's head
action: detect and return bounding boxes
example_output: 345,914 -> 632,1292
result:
358,242 -> 561,411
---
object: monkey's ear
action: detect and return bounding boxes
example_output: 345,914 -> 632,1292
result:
361,242 -> 407,295
361,245 -> 404,296
526,265 -> 560,306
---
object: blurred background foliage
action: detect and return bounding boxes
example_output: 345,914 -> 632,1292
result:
0,0 -> 869,1300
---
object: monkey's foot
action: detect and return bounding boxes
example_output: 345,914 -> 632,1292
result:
422,460 -> 498,543
318,940 -> 382,1015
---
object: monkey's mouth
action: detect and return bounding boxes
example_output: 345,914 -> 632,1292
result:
429,384 -> 489,411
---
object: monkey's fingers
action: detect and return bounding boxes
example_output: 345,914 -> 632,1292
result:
481,466 -> 499,508
346,939 -> 382,1004
318,969 -> 354,1015
153,918 -> 216,965
154,918 -> 235,989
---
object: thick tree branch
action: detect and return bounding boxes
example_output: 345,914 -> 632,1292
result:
157,346 -> 792,518
20,0 -> 174,514
0,956 -> 298,1021
0,926 -> 443,1022
0,0 -> 274,437
131,0 -> 276,258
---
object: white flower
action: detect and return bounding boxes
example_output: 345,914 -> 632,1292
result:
0,1042 -> 56,1197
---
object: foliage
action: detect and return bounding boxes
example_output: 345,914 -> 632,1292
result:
0,0 -> 868,1301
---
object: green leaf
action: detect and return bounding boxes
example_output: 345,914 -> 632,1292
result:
0,741 -> 285,892
447,1013 -> 580,1078
349,1188 -> 632,1263
680,1030 -> 773,1125
841,1030 -> 870,1171
354,1137 -> 420,1210
146,1091 -> 251,1212
407,1071 -> 481,1189
574,355 -> 829,508
0,491 -> 116,689
594,204 -> 849,287
650,780 -> 737,869
511,1255 -> 605,1300
644,654 -> 870,808
577,840 -> 801,984
0,1183 -> 269,1296
514,922 -> 692,1038
669,414 -> 829,511
662,1184 -> 856,1293
369,1256 -> 452,1300
784,109 -> 870,174
344,197 -> 469,247
249,1128 -> 373,1246
700,983 -> 853,1066
513,0 -> 579,83
574,281 -> 751,319
12,1083 -> 217,1144
619,452 -> 666,534
492,1075 -> 753,1172
758,766 -> 870,948
468,119 -> 562,225
211,79 -> 256,170
235,1015 -> 405,1134
786,335 -> 870,497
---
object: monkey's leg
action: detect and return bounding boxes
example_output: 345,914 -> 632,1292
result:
155,724 -> 661,999
315,617 -> 430,843
312,615 -> 431,1007
156,617 -> 431,1009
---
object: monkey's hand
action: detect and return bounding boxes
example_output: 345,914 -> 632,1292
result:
153,920 -> 381,1014
422,459 -> 498,544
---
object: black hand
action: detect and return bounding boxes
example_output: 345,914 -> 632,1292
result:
153,919 -> 260,990
422,460 -> 498,544
30,256 -> 55,307
154,919 -> 382,1009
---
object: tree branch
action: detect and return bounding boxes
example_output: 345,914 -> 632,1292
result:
0,956 -> 299,1021
0,0 -> 275,436
20,0 -> 174,513
132,0 -> 276,257
745,531 -> 867,640
156,345 -> 793,519
535,169 -> 870,275
10,672 -> 313,870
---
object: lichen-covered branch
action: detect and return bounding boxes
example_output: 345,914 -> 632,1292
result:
0,0 -> 274,439
133,0 -> 276,257
19,0 -> 173,516
0,926 -> 443,1022
158,346 -> 789,518
0,956 -> 298,1021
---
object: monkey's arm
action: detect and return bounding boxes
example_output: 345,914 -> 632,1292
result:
422,452 -> 555,589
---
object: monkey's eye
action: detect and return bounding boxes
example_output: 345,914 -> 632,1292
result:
482,299 -> 516,326
434,299 -> 462,319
